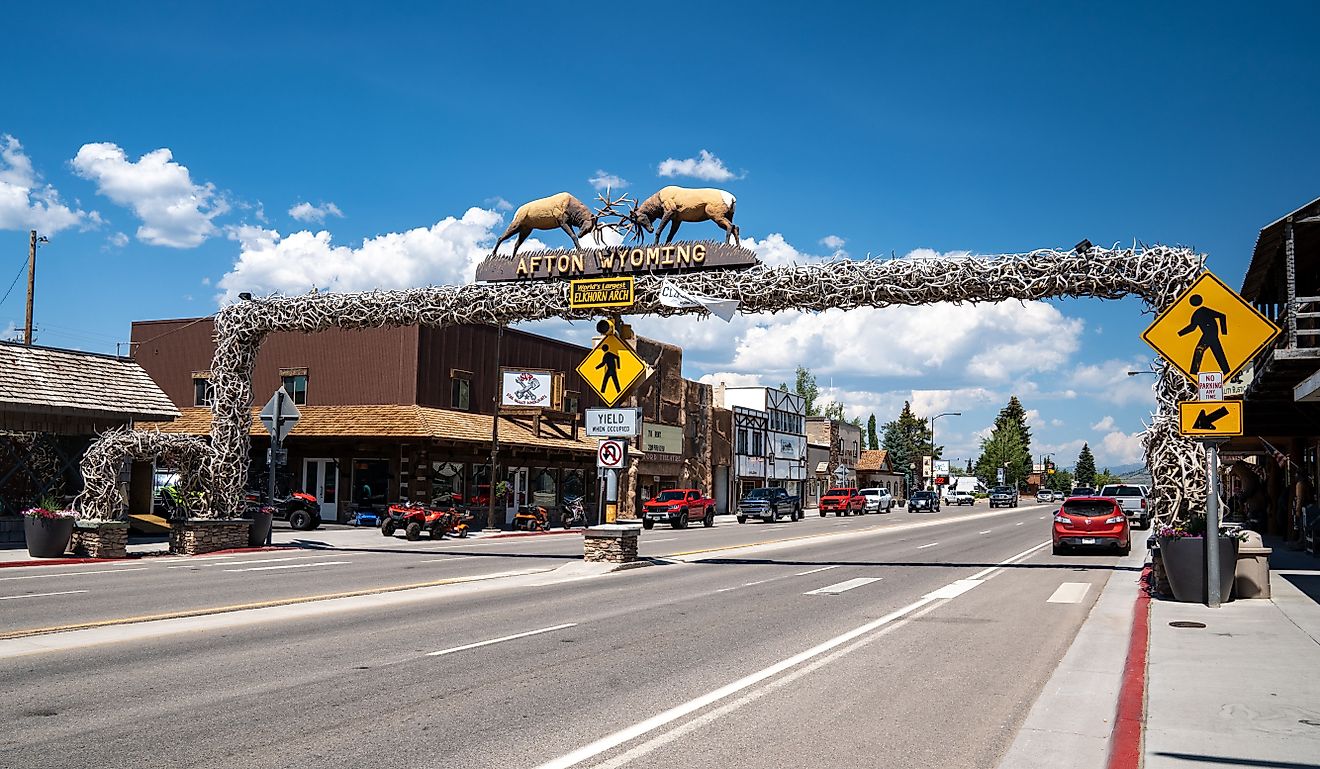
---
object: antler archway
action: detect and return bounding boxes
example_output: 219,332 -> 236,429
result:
79,245 -> 1206,525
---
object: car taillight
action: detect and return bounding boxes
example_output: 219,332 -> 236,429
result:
1054,514 -> 1071,525
1141,499 -> 1147,509
1106,515 -> 1126,525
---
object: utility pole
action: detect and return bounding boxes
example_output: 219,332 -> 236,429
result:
485,324 -> 505,531
24,230 -> 45,346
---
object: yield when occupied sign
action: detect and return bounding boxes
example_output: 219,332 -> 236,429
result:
597,439 -> 626,469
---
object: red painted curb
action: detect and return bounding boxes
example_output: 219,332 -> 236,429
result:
1107,565 -> 1152,769
0,556 -> 116,569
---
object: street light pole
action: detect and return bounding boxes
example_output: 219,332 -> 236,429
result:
929,412 -> 961,491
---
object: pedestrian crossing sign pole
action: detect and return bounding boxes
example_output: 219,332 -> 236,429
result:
1140,271 -> 1281,384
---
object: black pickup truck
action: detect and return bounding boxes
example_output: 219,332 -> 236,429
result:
736,487 -> 802,524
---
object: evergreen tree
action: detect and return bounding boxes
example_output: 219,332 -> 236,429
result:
974,425 -> 1027,488
1075,443 -> 1097,487
867,414 -> 879,451
882,402 -> 936,485
995,396 -> 1032,458
794,366 -> 822,417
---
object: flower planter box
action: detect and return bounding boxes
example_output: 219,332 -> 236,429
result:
1158,536 -> 1238,603
71,520 -> 130,559
24,515 -> 74,558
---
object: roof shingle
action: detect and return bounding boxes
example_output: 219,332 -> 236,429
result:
0,342 -> 179,421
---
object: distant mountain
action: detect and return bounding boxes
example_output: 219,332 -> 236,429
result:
1108,462 -> 1149,476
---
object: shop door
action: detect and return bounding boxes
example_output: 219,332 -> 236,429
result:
302,459 -> 338,520
505,467 -> 528,524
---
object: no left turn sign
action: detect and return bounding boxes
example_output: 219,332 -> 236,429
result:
597,439 -> 626,469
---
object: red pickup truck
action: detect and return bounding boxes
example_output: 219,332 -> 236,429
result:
642,489 -> 716,529
819,487 -> 866,516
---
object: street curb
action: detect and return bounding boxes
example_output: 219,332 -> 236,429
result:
0,544 -> 290,568
1106,565 -> 1152,769
0,556 -> 116,569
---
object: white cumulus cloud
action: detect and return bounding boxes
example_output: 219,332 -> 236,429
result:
657,149 -> 739,182
71,142 -> 227,248
216,206 -> 543,303
588,170 -> 628,191
1100,430 -> 1145,465
288,201 -> 344,223
0,135 -> 101,235
1091,415 -> 1116,431
820,234 -> 846,252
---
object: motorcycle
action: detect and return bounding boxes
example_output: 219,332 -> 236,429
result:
513,504 -> 551,532
560,495 -> 587,529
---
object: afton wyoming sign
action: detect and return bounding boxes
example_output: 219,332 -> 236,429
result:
475,241 -> 759,282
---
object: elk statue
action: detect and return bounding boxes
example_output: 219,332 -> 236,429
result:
626,186 -> 740,246
492,192 -> 599,257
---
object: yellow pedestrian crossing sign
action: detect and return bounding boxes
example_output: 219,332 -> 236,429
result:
1141,271 -> 1281,384
576,331 -> 647,407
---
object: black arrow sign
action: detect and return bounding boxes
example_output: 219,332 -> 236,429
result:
1193,406 -> 1230,431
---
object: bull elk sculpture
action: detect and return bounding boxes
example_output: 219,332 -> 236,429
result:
492,192 -> 599,257
625,185 -> 740,246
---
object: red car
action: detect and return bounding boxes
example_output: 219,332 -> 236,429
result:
642,489 -> 716,529
1052,497 -> 1131,556
819,487 -> 866,517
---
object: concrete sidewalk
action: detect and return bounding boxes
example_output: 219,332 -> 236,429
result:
1145,539 -> 1320,768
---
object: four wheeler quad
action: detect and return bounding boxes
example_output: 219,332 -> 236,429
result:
382,500 -> 471,540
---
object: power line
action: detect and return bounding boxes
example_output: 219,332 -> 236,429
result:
0,256 -> 26,309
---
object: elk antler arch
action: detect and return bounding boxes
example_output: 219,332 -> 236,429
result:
78,245 -> 1208,525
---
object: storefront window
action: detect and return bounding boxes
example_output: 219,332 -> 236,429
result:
431,461 -> 464,505
530,467 -> 558,508
352,459 -> 390,506
471,464 -> 492,506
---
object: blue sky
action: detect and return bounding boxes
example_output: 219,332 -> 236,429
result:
2,2 -> 1318,470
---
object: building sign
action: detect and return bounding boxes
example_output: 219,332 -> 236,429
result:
585,408 -> 641,438
775,435 -> 801,460
501,370 -> 552,407
475,242 -> 760,282
569,277 -> 634,309
642,422 -> 683,455
1141,271 -> 1281,384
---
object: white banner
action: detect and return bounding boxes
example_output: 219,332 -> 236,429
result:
658,279 -> 739,322
501,371 -> 552,407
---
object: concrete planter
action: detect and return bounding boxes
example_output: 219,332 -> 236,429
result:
247,510 -> 273,547
24,515 -> 74,558
1158,536 -> 1238,603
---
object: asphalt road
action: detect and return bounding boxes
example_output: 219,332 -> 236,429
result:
4,502 -> 1044,633
0,501 -> 1136,768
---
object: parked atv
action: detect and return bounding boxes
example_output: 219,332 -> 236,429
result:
513,505 -> 551,532
243,489 -> 323,530
382,501 -> 472,540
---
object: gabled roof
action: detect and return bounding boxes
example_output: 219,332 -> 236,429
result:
140,405 -> 595,454
856,449 -> 892,472
0,341 -> 179,422
1241,195 -> 1320,302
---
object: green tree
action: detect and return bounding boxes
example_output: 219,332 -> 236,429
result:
867,414 -> 879,451
823,400 -> 846,421
794,366 -> 822,417
1075,443 -> 1097,487
996,396 -> 1032,459
882,402 -> 936,486
1095,467 -> 1121,487
975,425 -> 1028,489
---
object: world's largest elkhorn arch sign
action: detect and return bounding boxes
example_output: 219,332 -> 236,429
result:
77,245 -> 1209,524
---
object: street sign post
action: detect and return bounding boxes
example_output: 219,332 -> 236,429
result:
1141,271 -> 1281,384
584,408 -> 642,438
1178,400 -> 1243,437
258,388 -> 300,546
576,331 -> 647,407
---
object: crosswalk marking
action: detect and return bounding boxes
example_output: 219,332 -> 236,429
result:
804,577 -> 881,595
1047,582 -> 1091,604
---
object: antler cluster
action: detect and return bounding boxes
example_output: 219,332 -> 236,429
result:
592,187 -> 647,244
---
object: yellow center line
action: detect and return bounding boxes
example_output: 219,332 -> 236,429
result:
0,568 -> 551,641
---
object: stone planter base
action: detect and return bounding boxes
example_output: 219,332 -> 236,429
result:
72,520 -> 130,559
584,524 -> 641,564
170,519 -> 253,555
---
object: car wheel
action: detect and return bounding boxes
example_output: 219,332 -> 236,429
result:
381,520 -> 396,537
643,519 -> 655,530
1052,542 -> 1067,556
405,522 -> 422,541
819,510 -> 826,517
763,515 -> 775,524
703,509 -> 714,528
1119,541 -> 1131,557
737,516 -> 747,524
289,509 -> 313,531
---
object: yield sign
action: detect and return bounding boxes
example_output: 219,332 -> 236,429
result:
1141,271 -> 1281,384
576,331 -> 647,407
259,388 -> 301,443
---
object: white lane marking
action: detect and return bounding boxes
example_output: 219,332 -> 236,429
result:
419,557 -> 462,564
1015,522 -> 1024,526
170,554 -> 341,569
1047,582 -> 1092,604
743,579 -> 769,587
1039,516 -> 1047,520
645,538 -> 678,543
0,590 -> 89,600
426,623 -> 577,657
804,577 -> 881,595
715,587 -> 736,593
967,541 -> 1051,581
223,561 -> 351,572
917,542 -> 939,549
532,541 -> 1055,769
794,565 -> 840,576
979,530 -> 992,535
0,567 -> 148,582
925,579 -> 984,599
